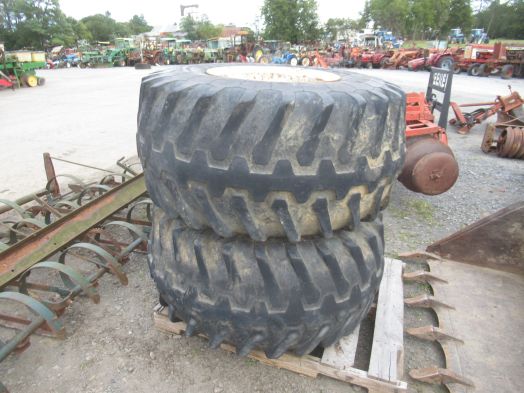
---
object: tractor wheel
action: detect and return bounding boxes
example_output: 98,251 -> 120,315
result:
137,64 -> 405,242
379,57 -> 390,68
301,57 -> 310,67
436,56 -> 454,70
289,57 -> 298,66
37,77 -> 45,86
79,62 -> 86,69
453,64 -> 461,74
150,207 -> 385,359
23,74 -> 38,87
366,62 -> 373,69
119,60 -> 126,67
501,64 -> 514,79
259,55 -> 270,64
478,64 -> 490,77
467,63 -> 481,76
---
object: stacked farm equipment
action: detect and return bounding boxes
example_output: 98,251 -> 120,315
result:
453,42 -> 524,78
0,155 -> 150,390
383,48 -> 425,69
0,47 -> 46,89
408,48 -> 460,72
449,88 -> 524,159
399,67 -> 459,195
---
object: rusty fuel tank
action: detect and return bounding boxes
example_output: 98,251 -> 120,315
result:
398,138 -> 459,195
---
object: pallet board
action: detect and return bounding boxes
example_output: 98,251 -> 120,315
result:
153,258 -> 407,392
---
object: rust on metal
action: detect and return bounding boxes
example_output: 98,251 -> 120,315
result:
497,126 -> 524,158
403,270 -> 448,284
398,138 -> 459,196
404,294 -> 455,309
0,174 -> 146,287
409,367 -> 475,387
427,201 -> 524,273
406,326 -> 464,343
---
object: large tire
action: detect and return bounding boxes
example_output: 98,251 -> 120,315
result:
478,64 -> 490,77
501,64 -> 514,79
467,63 -> 480,76
137,64 -> 405,242
150,207 -> 385,359
436,56 -> 454,70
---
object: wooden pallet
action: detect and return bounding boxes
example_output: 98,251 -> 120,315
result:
153,258 -> 407,393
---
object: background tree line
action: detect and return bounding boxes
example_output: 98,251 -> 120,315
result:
261,0 -> 523,43
0,0 -> 151,49
361,0 -> 523,40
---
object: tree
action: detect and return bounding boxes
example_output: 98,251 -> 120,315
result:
180,15 -> 223,41
368,0 -> 410,36
0,0 -> 65,48
127,14 -> 152,35
180,15 -> 198,40
475,0 -> 524,39
81,13 -> 117,42
261,0 -> 320,43
443,0 -> 473,34
359,0 -> 373,28
324,18 -> 358,41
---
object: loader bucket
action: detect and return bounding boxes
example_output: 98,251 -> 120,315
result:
427,201 -> 524,274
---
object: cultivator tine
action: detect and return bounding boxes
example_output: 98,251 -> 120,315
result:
125,199 -> 153,224
0,164 -> 149,376
76,184 -> 112,205
404,294 -> 454,309
0,199 -> 30,218
406,326 -> 463,343
0,292 -> 64,363
58,243 -> 128,285
402,271 -> 448,284
18,261 -> 101,309
409,367 -> 474,387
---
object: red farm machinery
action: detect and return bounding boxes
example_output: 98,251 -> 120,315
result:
399,67 -> 459,195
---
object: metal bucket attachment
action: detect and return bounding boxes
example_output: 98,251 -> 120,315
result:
427,201 -> 524,274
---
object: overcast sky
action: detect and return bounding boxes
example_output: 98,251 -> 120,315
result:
60,0 -> 366,29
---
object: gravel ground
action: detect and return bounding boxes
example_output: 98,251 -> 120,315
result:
0,66 -> 523,393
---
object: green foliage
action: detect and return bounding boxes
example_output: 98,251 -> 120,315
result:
127,14 -> 152,35
261,0 -> 321,43
324,18 -> 359,41
0,3 -> 151,50
366,0 -> 520,40
444,0 -> 473,34
475,0 -> 524,39
368,0 -> 410,36
180,16 -> 222,41
81,13 -> 118,42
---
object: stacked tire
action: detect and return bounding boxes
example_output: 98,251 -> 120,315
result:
137,64 -> 406,359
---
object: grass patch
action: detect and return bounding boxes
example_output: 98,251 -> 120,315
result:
407,199 -> 435,223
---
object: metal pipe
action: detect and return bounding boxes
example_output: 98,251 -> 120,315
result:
0,317 -> 43,362
0,189 -> 47,215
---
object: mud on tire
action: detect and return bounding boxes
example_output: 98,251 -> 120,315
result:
150,207 -> 385,359
137,64 -> 405,242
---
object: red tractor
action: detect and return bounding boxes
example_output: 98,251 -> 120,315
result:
359,49 -> 394,69
408,49 -> 460,72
